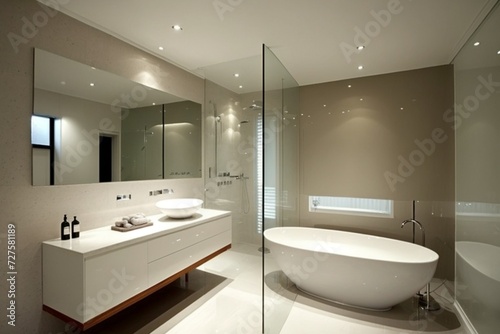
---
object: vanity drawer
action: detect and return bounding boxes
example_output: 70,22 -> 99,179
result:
148,230 -> 231,286
147,216 -> 231,262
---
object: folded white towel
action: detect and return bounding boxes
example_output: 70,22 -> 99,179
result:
116,213 -> 149,227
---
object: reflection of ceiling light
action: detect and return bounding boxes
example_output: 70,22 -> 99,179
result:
172,25 -> 182,31
473,41 -> 480,46
158,46 -> 164,51
234,73 -> 239,77
358,65 -> 363,70
356,45 -> 365,50
60,81 -> 66,85
91,66 -> 96,70
164,122 -> 192,127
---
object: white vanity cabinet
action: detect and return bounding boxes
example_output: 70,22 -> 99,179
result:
42,209 -> 231,330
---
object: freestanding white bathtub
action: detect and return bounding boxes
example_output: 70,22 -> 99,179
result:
264,227 -> 439,311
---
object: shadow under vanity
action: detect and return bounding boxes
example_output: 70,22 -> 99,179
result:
42,209 -> 231,330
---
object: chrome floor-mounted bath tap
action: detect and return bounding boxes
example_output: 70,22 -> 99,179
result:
401,218 -> 440,311
401,219 -> 425,246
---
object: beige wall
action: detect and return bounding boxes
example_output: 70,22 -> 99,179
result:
1,1 -> 204,333
299,66 -> 455,280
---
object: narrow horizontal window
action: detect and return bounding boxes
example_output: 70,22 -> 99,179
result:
309,196 -> 393,218
456,202 -> 500,217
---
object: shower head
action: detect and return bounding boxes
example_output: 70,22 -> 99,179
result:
245,101 -> 262,111
238,120 -> 249,127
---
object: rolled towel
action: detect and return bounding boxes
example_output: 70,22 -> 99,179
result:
115,219 -> 129,227
130,217 -> 149,226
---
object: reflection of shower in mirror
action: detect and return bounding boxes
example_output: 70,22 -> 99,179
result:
138,126 -> 154,151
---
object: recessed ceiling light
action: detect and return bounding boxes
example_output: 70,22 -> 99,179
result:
90,66 -> 96,70
358,65 -> 364,70
357,46 -> 365,51
239,85 -> 243,89
323,104 -> 327,107
90,83 -> 95,87
473,41 -> 480,46
158,46 -> 164,51
234,73 -> 240,77
497,50 -> 500,55
60,81 -> 66,85
172,25 -> 182,31
400,107 -> 404,110
348,84 -> 352,88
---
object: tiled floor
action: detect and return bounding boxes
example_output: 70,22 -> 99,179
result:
85,243 -> 470,333
150,243 -> 470,334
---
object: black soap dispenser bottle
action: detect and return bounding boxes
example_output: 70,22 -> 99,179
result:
61,214 -> 70,240
71,216 -> 80,238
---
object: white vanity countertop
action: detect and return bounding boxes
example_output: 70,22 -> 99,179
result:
43,208 -> 231,257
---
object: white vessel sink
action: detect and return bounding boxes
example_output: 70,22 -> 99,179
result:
156,198 -> 203,218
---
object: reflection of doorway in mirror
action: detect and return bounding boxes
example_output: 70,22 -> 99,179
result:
99,135 -> 112,182
99,133 -> 120,182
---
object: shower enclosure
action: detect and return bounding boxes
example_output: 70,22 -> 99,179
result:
202,45 -> 300,333
121,101 -> 202,181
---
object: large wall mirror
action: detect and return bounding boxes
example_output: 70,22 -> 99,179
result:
32,49 -> 202,186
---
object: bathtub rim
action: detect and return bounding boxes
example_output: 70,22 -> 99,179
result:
264,226 -> 439,265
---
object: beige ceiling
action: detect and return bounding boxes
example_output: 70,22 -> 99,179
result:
39,0 -> 497,91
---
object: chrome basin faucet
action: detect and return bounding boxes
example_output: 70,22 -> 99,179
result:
401,219 -> 425,246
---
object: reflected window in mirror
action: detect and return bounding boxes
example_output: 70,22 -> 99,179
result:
32,115 -> 58,186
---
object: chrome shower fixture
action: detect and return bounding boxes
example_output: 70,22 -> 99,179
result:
245,100 -> 262,110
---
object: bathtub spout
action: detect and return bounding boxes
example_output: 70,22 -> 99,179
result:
401,219 -> 425,246
401,219 -> 440,311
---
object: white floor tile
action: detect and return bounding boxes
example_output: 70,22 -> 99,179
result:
154,243 -> 469,334
165,286 -> 262,334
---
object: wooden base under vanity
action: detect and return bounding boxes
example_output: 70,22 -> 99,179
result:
42,209 -> 231,330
